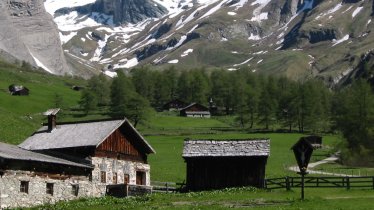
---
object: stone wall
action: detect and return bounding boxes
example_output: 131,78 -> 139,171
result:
0,157 -> 151,208
91,157 -> 151,186
0,170 -> 106,209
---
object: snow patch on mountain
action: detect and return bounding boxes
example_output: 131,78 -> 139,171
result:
44,0 -> 96,16
352,7 -> 363,18
114,57 -> 138,69
250,0 -> 271,22
59,32 -> 77,44
104,70 -> 117,78
91,34 -> 109,62
199,0 -> 231,20
29,50 -> 53,73
181,49 -> 194,57
230,0 -> 249,10
233,57 -> 253,67
316,3 -> 342,20
248,34 -> 261,40
168,59 -> 179,64
332,34 -> 349,47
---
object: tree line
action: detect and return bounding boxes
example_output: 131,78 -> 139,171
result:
80,67 -> 374,166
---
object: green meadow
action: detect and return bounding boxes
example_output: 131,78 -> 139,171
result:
1,63 -> 373,209
26,116 -> 374,210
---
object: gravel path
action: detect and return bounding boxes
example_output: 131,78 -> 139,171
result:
288,155 -> 357,177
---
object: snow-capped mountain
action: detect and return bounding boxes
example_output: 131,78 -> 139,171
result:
13,0 -> 374,85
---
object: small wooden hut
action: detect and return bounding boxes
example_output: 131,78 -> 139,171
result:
182,139 -> 270,191
8,84 -> 29,96
180,103 -> 211,118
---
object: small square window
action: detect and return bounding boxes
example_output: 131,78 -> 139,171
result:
20,181 -> 29,193
100,171 -> 106,183
72,184 -> 79,196
46,183 -> 54,195
113,172 -> 118,184
124,174 -> 129,184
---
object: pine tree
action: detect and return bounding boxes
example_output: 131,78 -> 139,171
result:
87,74 -> 110,106
80,90 -> 97,115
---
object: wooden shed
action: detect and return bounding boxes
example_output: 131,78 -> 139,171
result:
182,139 -> 270,191
8,84 -> 29,96
180,103 -> 211,118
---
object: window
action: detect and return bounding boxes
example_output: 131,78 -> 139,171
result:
113,172 -> 117,184
71,184 -> 79,196
100,171 -> 106,183
124,174 -> 129,184
46,183 -> 54,195
136,171 -> 145,185
20,181 -> 29,193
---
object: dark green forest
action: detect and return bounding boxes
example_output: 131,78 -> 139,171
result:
80,67 -> 374,167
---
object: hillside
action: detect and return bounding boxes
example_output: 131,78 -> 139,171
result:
0,60 -> 86,144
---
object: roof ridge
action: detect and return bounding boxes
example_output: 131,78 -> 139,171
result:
41,118 -> 124,126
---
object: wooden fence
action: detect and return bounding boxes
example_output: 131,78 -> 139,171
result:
151,181 -> 186,193
265,176 -> 374,190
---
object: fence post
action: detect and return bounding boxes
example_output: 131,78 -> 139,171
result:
286,176 -> 290,191
166,182 -> 169,193
264,179 -> 267,189
346,177 -> 350,190
372,177 -> 374,190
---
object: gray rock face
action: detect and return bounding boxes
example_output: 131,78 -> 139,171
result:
93,0 -> 168,24
0,0 -> 69,75
55,0 -> 168,25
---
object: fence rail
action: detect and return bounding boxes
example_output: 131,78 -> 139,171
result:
265,176 -> 374,190
151,181 -> 186,193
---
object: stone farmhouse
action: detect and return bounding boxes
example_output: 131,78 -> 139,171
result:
183,139 -> 270,191
0,109 -> 155,208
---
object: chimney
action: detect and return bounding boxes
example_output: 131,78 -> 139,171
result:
43,108 -> 60,132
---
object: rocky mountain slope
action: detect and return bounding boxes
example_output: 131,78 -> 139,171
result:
3,0 -> 374,85
0,0 -> 70,75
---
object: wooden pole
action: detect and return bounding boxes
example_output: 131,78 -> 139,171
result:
301,173 -> 305,200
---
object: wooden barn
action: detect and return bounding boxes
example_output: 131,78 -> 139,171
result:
19,109 -> 156,188
182,139 -> 270,191
162,99 -> 188,111
8,84 -> 29,96
0,109 -> 155,206
180,103 -> 211,118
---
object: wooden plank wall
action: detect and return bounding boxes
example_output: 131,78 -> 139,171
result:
95,128 -> 146,163
186,156 -> 267,191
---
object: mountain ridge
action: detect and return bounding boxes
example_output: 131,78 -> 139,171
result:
2,0 -> 374,86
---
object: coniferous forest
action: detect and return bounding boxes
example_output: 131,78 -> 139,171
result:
80,67 -> 374,167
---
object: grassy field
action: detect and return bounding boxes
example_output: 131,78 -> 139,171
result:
1,61 -> 373,209
29,188 -> 374,210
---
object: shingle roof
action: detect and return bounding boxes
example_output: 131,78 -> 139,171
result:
182,139 -> 270,157
0,142 -> 93,169
19,119 -> 155,153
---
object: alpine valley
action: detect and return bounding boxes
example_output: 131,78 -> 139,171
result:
1,0 -> 374,85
